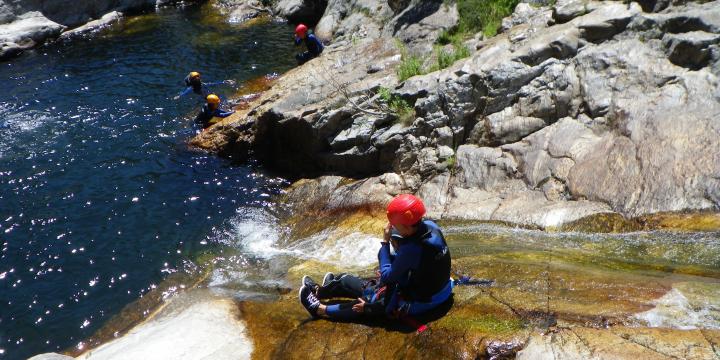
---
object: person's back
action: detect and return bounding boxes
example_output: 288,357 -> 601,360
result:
304,33 -> 324,56
393,220 -> 451,303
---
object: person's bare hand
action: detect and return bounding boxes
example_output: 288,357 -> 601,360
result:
352,298 -> 366,313
382,223 -> 392,243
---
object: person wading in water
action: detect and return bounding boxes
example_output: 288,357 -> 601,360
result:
194,94 -> 235,129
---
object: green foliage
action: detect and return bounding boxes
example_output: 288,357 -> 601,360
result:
395,40 -> 425,82
442,0 -> 521,38
436,42 -> 471,70
445,154 -> 457,170
437,27 -> 464,45
377,87 -> 415,126
355,6 -> 372,18
397,56 -> 424,82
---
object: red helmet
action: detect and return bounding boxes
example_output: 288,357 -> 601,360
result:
295,24 -> 308,37
387,194 -> 426,226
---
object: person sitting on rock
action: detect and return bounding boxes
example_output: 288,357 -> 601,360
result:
299,194 -> 453,323
195,94 -> 235,129
174,71 -> 234,100
294,24 -> 324,65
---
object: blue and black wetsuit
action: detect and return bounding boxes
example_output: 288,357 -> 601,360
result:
295,33 -> 324,65
380,220 -> 453,316
178,75 -> 228,99
194,104 -> 235,129
321,220 -> 452,319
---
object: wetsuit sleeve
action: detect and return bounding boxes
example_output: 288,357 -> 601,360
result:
378,243 -> 420,284
213,109 -> 235,118
178,87 -> 193,97
204,81 -> 225,87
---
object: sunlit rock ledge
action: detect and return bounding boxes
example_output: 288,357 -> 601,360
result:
30,290 -> 253,360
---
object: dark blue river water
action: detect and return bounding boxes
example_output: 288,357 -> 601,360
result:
0,6 -> 296,359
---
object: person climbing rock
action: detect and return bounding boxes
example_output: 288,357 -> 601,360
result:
294,24 -> 324,65
299,194 -> 453,323
194,94 -> 235,129
174,71 -> 235,100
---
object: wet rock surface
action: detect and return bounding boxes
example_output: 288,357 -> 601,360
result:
194,0 -> 720,229
41,180 -> 720,359
234,192 -> 720,359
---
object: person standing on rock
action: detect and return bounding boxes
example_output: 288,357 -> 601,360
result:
174,71 -> 235,100
194,94 -> 235,129
294,24 -> 324,65
299,194 -> 453,323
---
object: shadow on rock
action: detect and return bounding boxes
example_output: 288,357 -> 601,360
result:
317,295 -> 455,334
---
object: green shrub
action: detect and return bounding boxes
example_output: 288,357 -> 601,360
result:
395,39 -> 424,81
437,28 -> 464,45
377,87 -> 415,126
436,43 -> 471,70
397,54 -> 424,82
443,0 -> 521,38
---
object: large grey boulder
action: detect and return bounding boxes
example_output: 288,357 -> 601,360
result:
0,11 -> 65,59
314,0 -> 391,40
212,0 -> 271,23
0,0 -> 175,60
662,31 -> 720,70
60,11 -> 122,39
274,0 -> 328,24
389,1 -> 459,53
0,0 -> 153,27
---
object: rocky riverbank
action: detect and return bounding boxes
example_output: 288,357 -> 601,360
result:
26,0 -> 720,359
193,0 -> 720,230
0,0 -> 202,60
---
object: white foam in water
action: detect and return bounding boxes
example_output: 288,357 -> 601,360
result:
635,287 -> 720,330
78,297 -> 252,360
225,208 -> 380,268
0,106 -> 53,158
208,269 -> 248,288
288,232 -> 380,267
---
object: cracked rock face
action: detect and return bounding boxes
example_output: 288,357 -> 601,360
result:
195,0 -> 720,228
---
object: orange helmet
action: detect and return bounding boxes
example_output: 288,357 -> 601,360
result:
206,94 -> 220,104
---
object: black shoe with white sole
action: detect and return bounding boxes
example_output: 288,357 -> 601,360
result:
299,285 -> 320,318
